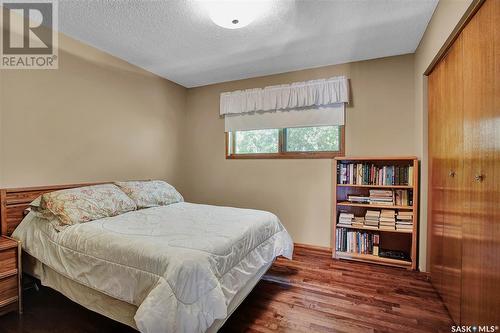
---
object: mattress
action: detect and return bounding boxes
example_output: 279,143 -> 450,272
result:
13,202 -> 293,333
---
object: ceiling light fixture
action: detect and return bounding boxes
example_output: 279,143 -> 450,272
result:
202,0 -> 270,29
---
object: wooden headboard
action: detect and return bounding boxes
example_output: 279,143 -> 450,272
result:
0,182 -> 106,236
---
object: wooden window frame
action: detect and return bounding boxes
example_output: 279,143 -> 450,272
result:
225,126 -> 345,159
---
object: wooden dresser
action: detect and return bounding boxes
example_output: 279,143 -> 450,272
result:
0,236 -> 22,316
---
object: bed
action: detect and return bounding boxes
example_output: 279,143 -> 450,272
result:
0,182 -> 293,333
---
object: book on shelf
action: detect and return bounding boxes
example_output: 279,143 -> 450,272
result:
338,213 -> 354,226
373,234 -> 380,256
369,189 -> 394,205
364,210 -> 380,228
347,195 -> 370,203
369,189 -> 393,196
352,217 -> 365,228
379,209 -> 396,229
380,223 -> 396,229
365,210 -> 380,217
397,211 -> 413,218
337,163 -> 414,186
336,229 -> 378,255
337,209 -> 411,231
343,189 -> 412,207
380,209 -> 396,216
394,189 -> 412,206
337,215 -> 367,229
396,225 -> 413,231
396,211 -> 413,231
362,225 -> 379,230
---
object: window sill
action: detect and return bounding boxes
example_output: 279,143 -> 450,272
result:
226,152 -> 344,159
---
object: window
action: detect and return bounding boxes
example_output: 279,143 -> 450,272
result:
234,129 -> 279,154
226,125 -> 343,159
286,126 -> 340,152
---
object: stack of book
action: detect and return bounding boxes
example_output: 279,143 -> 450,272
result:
396,211 -> 413,231
335,229 -> 376,254
364,210 -> 380,229
338,213 -> 354,227
352,216 -> 365,228
347,195 -> 370,203
369,189 -> 394,206
337,163 -> 414,186
379,209 -> 396,230
394,189 -> 412,206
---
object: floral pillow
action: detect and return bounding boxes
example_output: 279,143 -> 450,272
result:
114,180 -> 184,209
28,196 -> 68,231
39,184 -> 137,227
29,196 -> 49,217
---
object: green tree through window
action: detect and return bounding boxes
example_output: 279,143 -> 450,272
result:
286,126 -> 339,152
235,129 -> 279,154
229,126 -> 341,156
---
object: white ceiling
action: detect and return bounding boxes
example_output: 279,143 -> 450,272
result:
57,0 -> 438,88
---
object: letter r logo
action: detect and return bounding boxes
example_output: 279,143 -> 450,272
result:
2,2 -> 53,54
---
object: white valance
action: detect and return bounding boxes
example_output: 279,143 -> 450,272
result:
220,76 -> 349,115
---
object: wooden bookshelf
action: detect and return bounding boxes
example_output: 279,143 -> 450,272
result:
332,156 -> 419,270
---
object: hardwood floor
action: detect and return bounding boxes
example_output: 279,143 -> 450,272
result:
0,245 -> 453,332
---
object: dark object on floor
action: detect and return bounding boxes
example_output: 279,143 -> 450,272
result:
378,249 -> 411,261
22,274 -> 40,292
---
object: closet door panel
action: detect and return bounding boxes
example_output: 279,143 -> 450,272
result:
491,0 -> 500,323
428,59 -> 445,297
440,34 -> 463,325
461,0 -> 498,324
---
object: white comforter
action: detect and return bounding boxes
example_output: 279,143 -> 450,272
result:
13,202 -> 293,333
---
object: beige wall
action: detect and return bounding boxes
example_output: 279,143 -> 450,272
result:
0,2 -> 474,272
414,0 -> 472,271
180,54 -> 415,249
0,30 -> 187,188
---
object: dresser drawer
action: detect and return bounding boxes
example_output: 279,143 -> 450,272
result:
0,249 -> 17,277
0,275 -> 18,305
0,236 -> 21,315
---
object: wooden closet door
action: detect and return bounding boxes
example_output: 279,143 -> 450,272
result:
428,57 -> 446,297
461,0 -> 500,325
440,34 -> 464,325
494,0 -> 500,323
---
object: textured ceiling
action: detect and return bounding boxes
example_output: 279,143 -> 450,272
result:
57,0 -> 438,87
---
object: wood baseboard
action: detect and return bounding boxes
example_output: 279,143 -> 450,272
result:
293,242 -> 331,253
